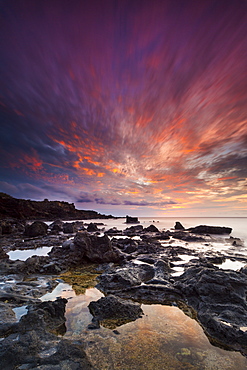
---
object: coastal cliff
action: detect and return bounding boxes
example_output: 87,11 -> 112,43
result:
0,193 -> 115,220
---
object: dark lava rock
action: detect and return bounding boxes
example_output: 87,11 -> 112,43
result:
202,255 -> 226,264
176,263 -> 247,353
187,225 -> 232,235
74,232 -> 121,263
48,232 -> 122,269
50,219 -> 63,232
174,221 -> 185,230
0,298 -> 94,370
146,259 -> 171,284
96,263 -> 155,293
126,215 -> 139,224
171,231 -> 204,242
105,227 -> 122,236
136,256 -> 155,264
87,223 -> 99,232
123,225 -> 143,236
0,245 -> 9,260
24,221 -> 48,237
0,221 -> 13,234
63,222 -> 75,234
144,224 -> 160,233
88,295 -> 143,329
112,238 -> 139,254
20,298 -> 67,335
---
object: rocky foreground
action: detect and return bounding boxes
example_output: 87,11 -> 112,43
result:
0,218 -> 247,369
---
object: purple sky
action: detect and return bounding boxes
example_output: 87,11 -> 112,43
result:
0,0 -> 247,216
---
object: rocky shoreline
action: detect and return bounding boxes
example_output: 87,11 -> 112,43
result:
0,218 -> 247,369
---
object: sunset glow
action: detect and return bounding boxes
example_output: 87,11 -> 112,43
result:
0,0 -> 246,216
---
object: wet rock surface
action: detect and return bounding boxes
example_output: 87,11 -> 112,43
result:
0,298 -> 94,370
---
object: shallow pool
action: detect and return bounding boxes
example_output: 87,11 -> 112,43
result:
40,281 -> 247,369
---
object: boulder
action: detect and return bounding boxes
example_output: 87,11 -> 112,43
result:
105,227 -> 122,236
87,223 -> 99,232
126,215 -> 139,224
144,224 -> 160,233
124,225 -> 143,235
73,232 -> 121,263
63,222 -> 75,234
88,295 -> 143,329
187,225 -> 232,235
174,221 -> 185,230
24,221 -> 48,237
50,219 -> 63,232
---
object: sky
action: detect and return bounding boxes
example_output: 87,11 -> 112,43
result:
0,0 -> 247,217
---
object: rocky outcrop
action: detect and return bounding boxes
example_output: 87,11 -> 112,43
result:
73,232 -> 121,263
48,232 -> 122,269
176,262 -> 247,353
87,222 -> 99,232
88,295 -> 143,329
96,263 -> 155,293
24,221 -> 48,237
126,215 -> 139,223
174,221 -> 185,230
144,224 -> 160,233
0,192 -> 116,220
187,225 -> 232,235
62,222 -> 75,234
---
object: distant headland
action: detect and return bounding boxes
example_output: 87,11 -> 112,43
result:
0,193 -> 117,221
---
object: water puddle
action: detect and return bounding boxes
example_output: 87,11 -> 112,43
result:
7,246 -> 53,261
214,259 -> 246,271
13,305 -> 28,320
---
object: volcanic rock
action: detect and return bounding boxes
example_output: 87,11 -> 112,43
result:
63,222 -> 75,234
144,224 -> 160,233
126,215 -> 139,223
74,232 -> 121,263
174,221 -> 185,230
88,295 -> 143,329
187,225 -> 232,235
24,221 -> 48,237
96,263 -> 155,293
50,219 -> 63,232
175,262 -> 247,353
0,298 -> 94,369
87,222 -> 99,232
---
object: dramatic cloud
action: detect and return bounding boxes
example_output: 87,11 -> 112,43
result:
0,0 -> 246,216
